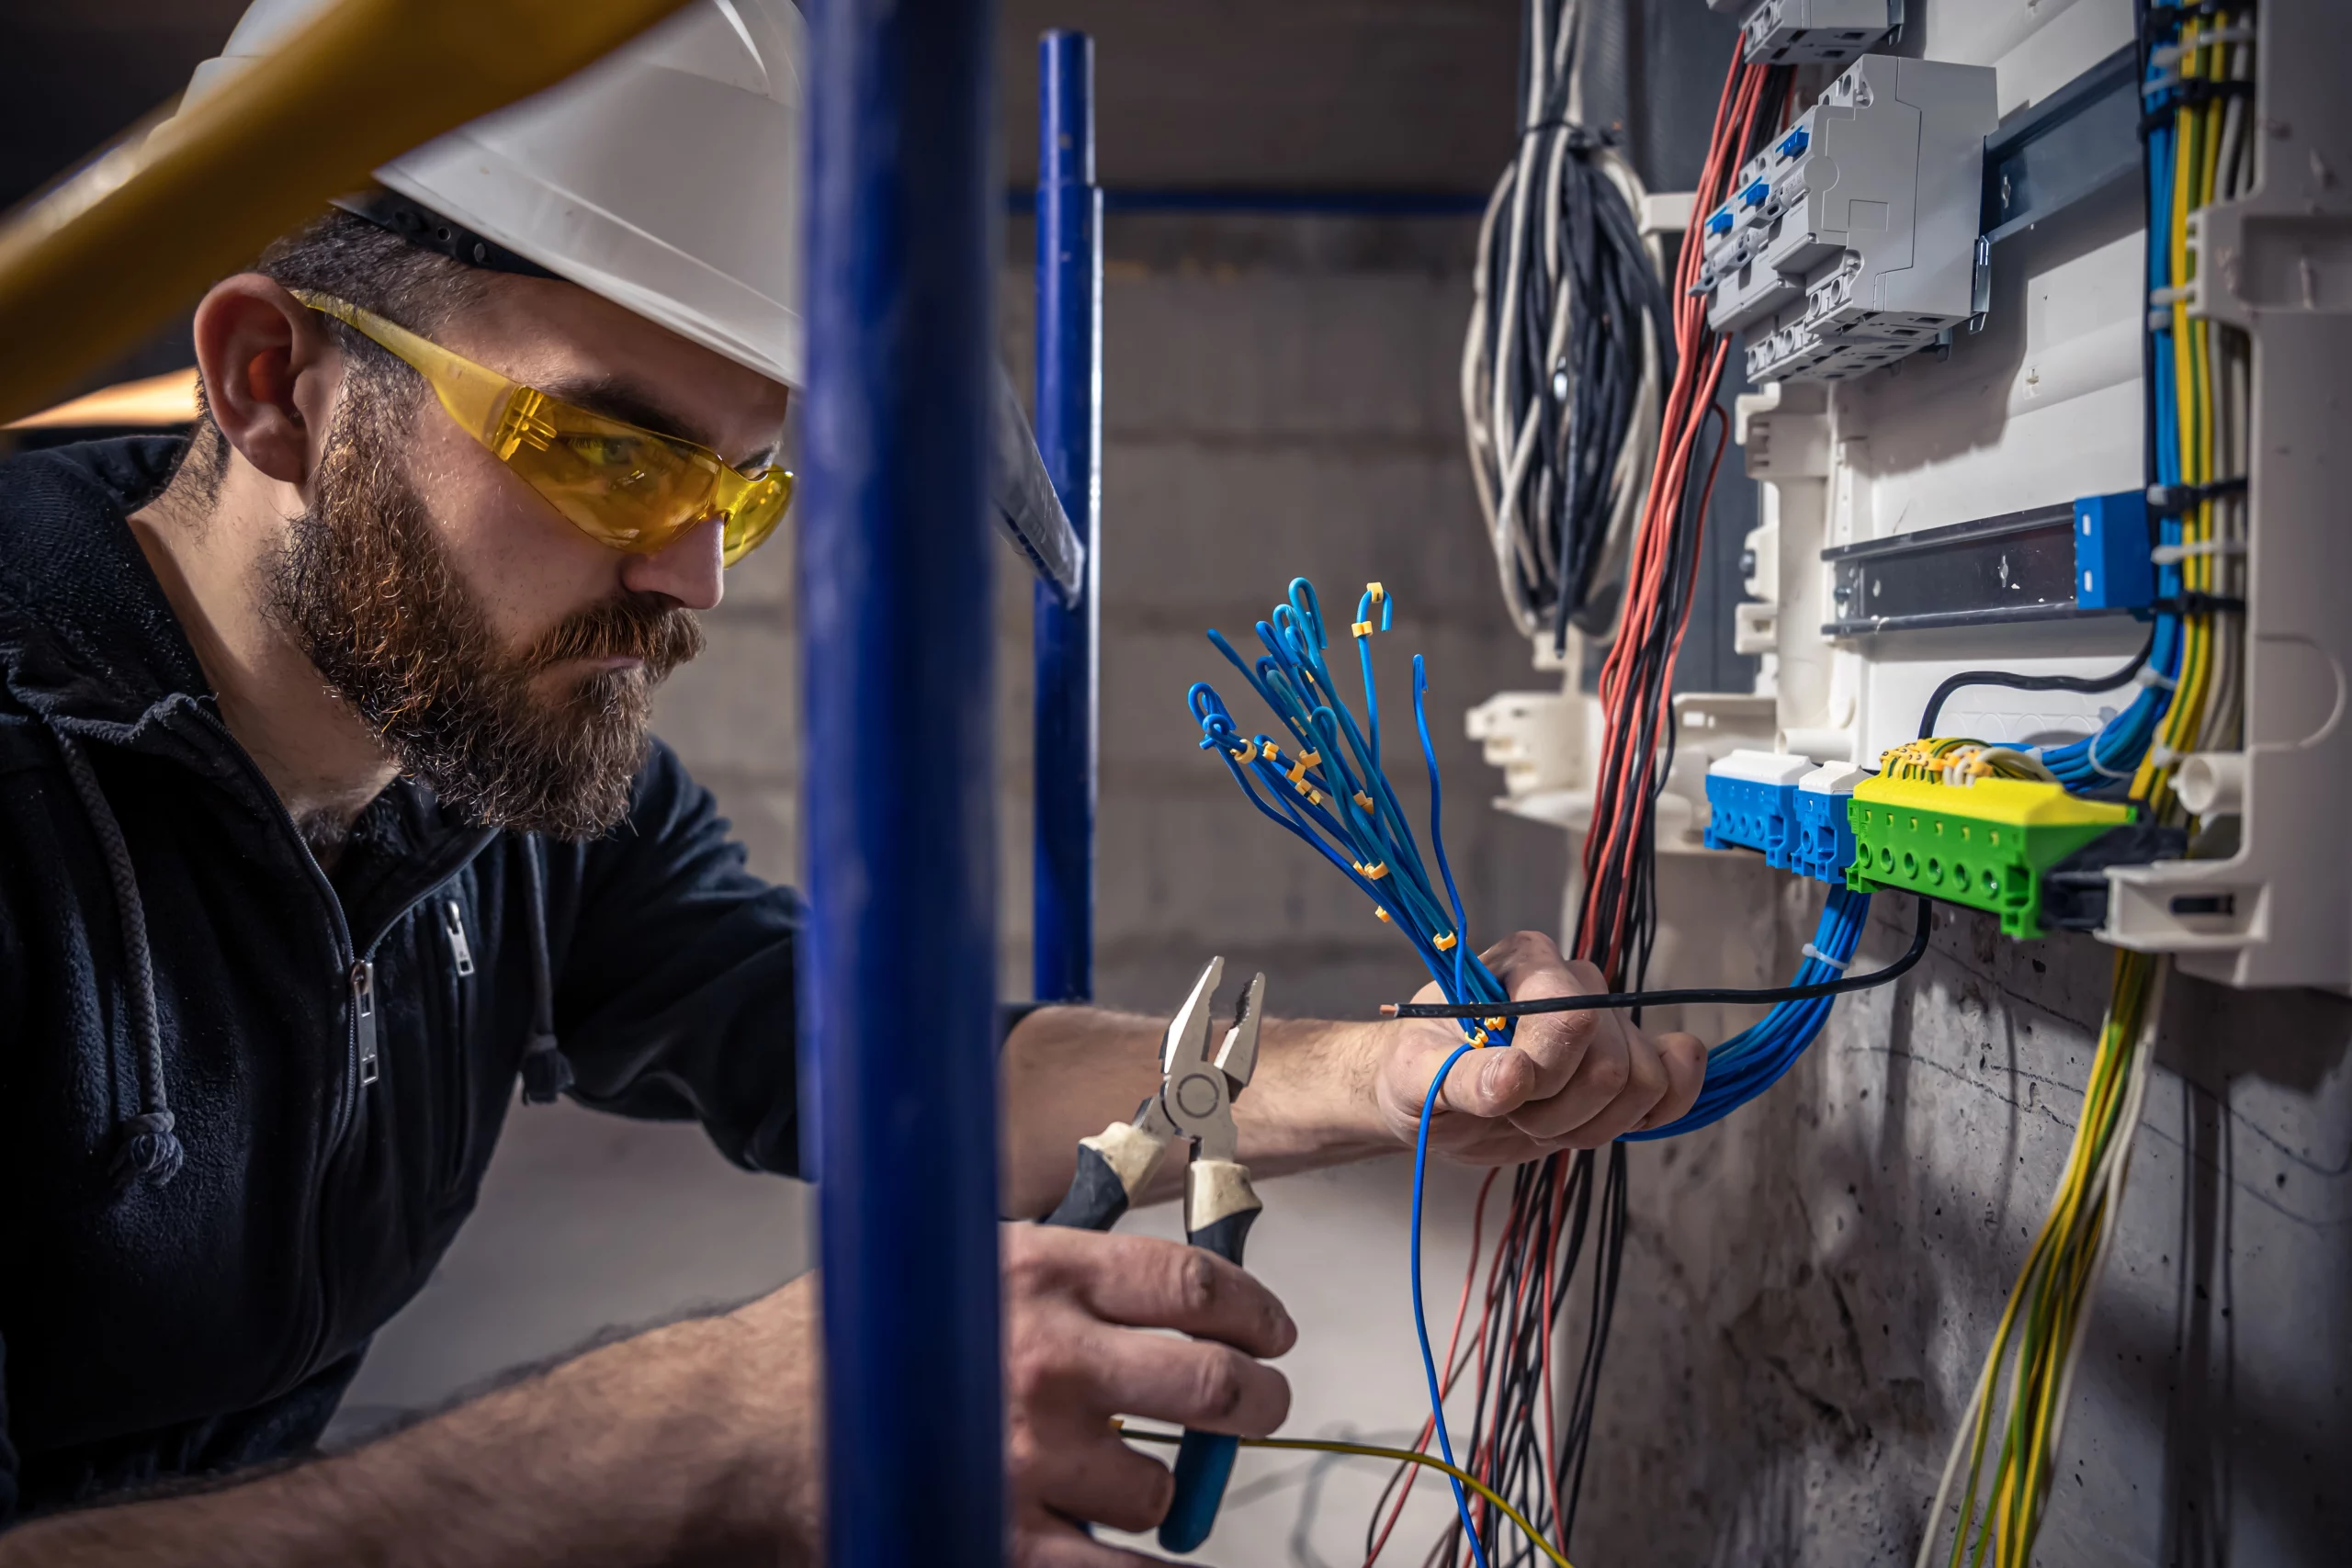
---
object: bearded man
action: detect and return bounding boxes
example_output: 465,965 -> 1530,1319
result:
0,5 -> 1707,1563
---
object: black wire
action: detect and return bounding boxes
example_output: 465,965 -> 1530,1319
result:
1387,896 -> 1932,1021
1914,632 -> 2155,740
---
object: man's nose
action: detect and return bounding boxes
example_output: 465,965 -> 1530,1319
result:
620,513 -> 726,611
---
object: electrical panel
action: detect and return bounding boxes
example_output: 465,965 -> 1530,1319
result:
1739,0 -> 1900,67
1475,0 -> 2352,993
1695,55 -> 1996,387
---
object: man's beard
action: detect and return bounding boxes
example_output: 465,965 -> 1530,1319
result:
264,367 -> 705,840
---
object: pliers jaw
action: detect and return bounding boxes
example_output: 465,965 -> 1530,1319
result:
1157,957 -> 1263,1164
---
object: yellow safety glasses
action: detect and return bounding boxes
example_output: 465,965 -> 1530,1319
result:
291,289 -> 792,566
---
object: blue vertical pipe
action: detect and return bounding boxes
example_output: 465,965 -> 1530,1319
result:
799,0 -> 1002,1564
1033,29 -> 1102,1004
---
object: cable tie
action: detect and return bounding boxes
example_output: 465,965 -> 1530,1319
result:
2137,78 -> 2253,136
2146,477 -> 2247,515
2150,538 -> 2244,564
1801,942 -> 1851,973
2147,284 -> 2194,307
1351,620 -> 1376,637
2086,738 -> 2137,780
2150,591 -> 2246,617
2134,664 -> 2178,690
2147,743 -> 2183,770
1432,932 -> 1458,952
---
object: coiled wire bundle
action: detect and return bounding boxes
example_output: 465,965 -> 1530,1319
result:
1463,0 -> 1675,651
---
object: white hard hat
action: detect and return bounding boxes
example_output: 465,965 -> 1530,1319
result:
174,0 -> 806,388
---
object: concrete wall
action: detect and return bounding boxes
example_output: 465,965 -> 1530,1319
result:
1562,887 -> 2352,1568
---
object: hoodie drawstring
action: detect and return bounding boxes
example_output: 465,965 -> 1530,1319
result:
53,731 -> 185,1190
517,833 -> 572,1104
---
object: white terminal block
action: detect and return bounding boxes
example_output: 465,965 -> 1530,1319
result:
1709,749 -> 1815,787
1695,54 -> 1996,386
1740,0 -> 1900,66
1797,760 -> 1868,799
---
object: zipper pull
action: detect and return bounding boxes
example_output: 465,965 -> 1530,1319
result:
352,960 -> 379,1087
442,899 -> 476,976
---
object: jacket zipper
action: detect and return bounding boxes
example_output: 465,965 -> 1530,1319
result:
350,960 -> 379,1087
442,898 -> 476,976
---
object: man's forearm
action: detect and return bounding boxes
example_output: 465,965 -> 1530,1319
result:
1001,1005 -> 1396,1218
4,1278 -> 821,1568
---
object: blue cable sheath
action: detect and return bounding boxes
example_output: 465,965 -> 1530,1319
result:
1413,1041 -> 1492,1568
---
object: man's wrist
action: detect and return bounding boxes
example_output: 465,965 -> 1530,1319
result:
1232,1015 -> 1404,1172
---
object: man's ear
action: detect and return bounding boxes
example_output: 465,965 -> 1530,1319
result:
191,276 -> 343,487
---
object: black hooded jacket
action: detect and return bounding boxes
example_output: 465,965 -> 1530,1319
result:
0,437 -> 802,1526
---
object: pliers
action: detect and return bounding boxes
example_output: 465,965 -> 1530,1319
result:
1044,956 -> 1265,1554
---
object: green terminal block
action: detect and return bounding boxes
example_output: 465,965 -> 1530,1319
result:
1845,775 -> 2134,939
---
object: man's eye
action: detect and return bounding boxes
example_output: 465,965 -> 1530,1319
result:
566,434 -> 651,470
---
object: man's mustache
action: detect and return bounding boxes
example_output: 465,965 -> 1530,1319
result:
526,593 -> 706,676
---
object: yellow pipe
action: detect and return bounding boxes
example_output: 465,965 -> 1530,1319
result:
0,0 -> 693,425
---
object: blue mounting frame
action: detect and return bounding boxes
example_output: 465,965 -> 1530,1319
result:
1033,30 -> 1103,1005
800,0 -> 1005,1562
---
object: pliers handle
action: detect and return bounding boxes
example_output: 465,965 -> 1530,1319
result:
1041,958 -> 1265,1553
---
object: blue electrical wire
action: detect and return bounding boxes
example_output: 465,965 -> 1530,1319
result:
1413,1040 -> 1489,1568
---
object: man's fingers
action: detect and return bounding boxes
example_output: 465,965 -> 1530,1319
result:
1074,1320 -> 1292,1438
1020,1228 -> 1296,1358
1569,1032 -> 1676,1144
1013,1420 -> 1179,1536
1411,1036 -> 1536,1121
1015,1508 -> 1188,1568
1634,1031 -> 1708,1132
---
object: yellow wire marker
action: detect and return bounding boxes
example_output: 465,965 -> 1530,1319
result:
1351,619 -> 1376,637
1432,932 -> 1458,952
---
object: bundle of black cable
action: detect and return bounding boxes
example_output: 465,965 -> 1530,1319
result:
1464,0 -> 1675,653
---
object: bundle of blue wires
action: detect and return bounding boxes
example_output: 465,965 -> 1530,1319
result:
1623,884 -> 1870,1141
1190,577 -> 1506,1567
2030,95 -> 2191,795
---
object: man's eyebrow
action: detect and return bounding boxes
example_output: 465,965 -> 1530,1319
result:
537,374 -> 718,452
537,374 -> 784,471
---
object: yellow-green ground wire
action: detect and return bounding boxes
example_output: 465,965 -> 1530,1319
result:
1117,1427 -> 1574,1568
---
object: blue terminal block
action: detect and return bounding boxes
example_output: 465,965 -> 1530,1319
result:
1792,761 -> 1868,884
1702,750 -> 1815,871
2075,489 -> 2155,611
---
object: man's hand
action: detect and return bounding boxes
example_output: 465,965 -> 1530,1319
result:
1004,1224 -> 1295,1566
1373,930 -> 1707,1160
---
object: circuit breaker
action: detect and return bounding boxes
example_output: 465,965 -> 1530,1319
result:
1695,54 -> 1996,386
1738,0 -> 1900,67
